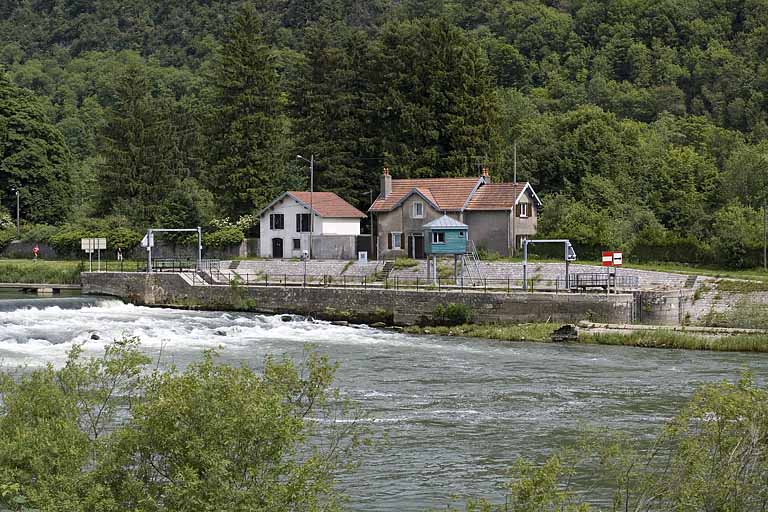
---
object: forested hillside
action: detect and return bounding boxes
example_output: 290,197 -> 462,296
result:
1,0 -> 768,266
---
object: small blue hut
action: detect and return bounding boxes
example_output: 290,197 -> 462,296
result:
423,215 -> 468,255
422,215 -> 471,284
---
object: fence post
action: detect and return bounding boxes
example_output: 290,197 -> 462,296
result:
265,274 -> 268,287
507,278 -> 510,294
284,274 -> 287,287
416,277 -> 419,291
484,278 -> 487,293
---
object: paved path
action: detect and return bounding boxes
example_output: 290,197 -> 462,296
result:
219,259 -> 702,291
390,261 -> 693,290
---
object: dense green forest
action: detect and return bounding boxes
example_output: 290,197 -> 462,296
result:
1,0 -> 768,266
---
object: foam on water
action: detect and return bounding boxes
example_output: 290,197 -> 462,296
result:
0,299 -> 448,366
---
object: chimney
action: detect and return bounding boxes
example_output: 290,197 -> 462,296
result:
380,167 -> 392,198
481,167 -> 491,184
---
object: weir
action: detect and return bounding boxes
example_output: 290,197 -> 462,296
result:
81,272 -> 637,325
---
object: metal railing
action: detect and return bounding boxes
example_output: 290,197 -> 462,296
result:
79,257 -> 221,273
571,273 -> 639,290
199,271 -> 639,294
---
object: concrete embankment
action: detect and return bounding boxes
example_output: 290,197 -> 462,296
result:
81,272 -> 636,326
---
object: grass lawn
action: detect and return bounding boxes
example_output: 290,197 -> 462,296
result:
0,258 -> 145,284
0,259 -> 83,284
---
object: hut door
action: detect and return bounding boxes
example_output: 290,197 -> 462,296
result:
413,234 -> 425,259
272,238 -> 283,258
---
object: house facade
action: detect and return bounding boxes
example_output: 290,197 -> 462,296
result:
369,169 -> 542,259
258,191 -> 366,259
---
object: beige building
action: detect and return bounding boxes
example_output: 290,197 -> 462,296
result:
369,169 -> 541,259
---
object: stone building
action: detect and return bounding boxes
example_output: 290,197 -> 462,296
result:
369,169 -> 542,259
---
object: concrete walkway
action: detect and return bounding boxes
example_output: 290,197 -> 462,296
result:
219,259 -> 706,290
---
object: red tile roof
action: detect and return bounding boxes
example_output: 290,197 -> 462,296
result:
369,176 -> 540,212
288,191 -> 366,218
369,177 -> 480,212
465,183 -> 527,210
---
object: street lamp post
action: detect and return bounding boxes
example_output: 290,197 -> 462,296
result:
10,188 -> 19,239
297,154 -> 314,260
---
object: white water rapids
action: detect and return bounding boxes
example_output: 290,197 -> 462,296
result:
1,295 -> 768,510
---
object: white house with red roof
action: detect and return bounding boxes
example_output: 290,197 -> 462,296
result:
369,169 -> 542,259
258,191 -> 366,259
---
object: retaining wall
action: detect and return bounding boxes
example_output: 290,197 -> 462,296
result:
82,272 -> 636,326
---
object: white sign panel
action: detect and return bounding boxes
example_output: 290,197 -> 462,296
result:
140,233 -> 154,248
81,238 -> 106,250
613,252 -> 623,266
358,251 -> 368,263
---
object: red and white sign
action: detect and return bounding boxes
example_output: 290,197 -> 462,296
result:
602,251 -> 623,267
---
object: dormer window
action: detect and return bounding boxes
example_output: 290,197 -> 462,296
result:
518,203 -> 529,218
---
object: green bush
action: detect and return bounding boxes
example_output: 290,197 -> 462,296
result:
47,223 -> 142,255
0,227 -> 16,251
20,223 -> 58,243
48,227 -> 90,254
433,303 -> 473,326
203,226 -> 245,248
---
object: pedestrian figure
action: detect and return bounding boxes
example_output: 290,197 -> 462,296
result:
117,246 -> 123,262
32,242 -> 40,261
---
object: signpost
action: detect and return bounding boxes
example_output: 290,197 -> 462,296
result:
601,251 -> 623,293
144,227 -> 202,273
522,239 -> 577,291
81,238 -> 107,271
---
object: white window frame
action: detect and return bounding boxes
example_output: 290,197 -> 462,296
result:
392,232 -> 402,250
519,203 -> 529,218
432,231 -> 445,244
412,201 -> 424,219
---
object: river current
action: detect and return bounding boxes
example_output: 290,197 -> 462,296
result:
1,295 -> 767,510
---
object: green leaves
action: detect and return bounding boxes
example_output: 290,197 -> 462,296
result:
0,339 -> 356,512
0,71 -> 72,225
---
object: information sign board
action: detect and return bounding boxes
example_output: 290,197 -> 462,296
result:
81,238 -> 106,250
602,251 -> 623,267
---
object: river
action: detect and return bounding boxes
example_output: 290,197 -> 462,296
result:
1,295 -> 766,510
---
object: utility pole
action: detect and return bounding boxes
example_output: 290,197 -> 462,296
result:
297,154 -> 315,260
10,188 -> 19,239
511,141 -> 517,257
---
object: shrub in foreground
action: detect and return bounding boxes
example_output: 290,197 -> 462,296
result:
0,338 -> 362,512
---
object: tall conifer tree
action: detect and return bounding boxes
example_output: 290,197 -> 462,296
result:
206,5 -> 289,217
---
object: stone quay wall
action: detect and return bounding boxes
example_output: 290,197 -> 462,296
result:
82,272 -> 637,326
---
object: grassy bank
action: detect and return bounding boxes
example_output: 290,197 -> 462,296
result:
404,322 -> 768,353
580,330 -> 768,352
0,259 -> 83,284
